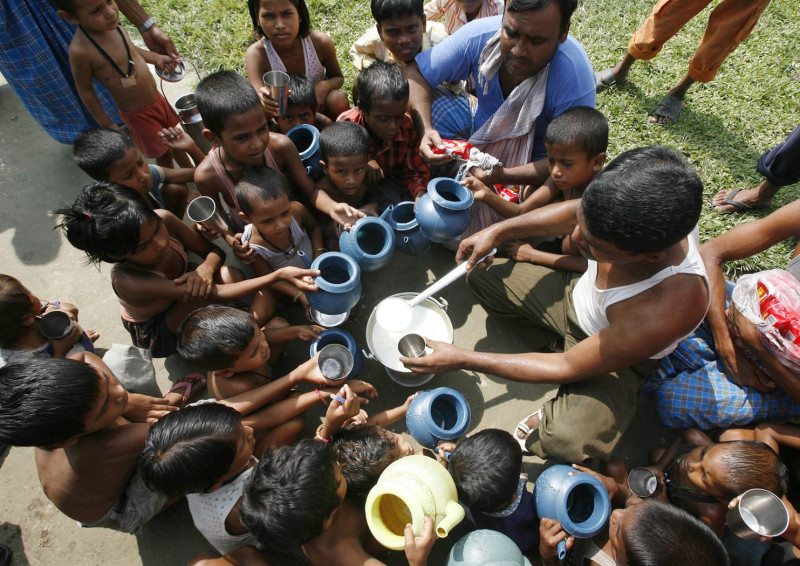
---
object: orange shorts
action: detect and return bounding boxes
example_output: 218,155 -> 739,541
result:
119,93 -> 179,158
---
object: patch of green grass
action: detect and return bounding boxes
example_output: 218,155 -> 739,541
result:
134,0 -> 800,277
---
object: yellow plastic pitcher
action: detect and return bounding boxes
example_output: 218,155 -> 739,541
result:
365,454 -> 465,550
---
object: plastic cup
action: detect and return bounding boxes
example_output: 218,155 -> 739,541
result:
398,333 -> 426,358
263,70 -> 290,115
38,310 -> 74,340
727,489 -> 789,539
627,467 -> 658,498
187,196 -> 228,234
318,344 -> 354,380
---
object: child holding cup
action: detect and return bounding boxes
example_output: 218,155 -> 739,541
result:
55,183 -> 319,358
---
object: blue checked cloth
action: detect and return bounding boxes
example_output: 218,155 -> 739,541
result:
642,285 -> 800,429
0,0 -> 120,143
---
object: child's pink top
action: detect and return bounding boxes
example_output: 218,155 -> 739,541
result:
423,0 -> 504,33
262,36 -> 325,83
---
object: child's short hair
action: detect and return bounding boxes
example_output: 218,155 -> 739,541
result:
234,166 -> 289,216
195,71 -> 261,137
0,274 -> 33,349
47,0 -> 76,15
717,440 -> 788,499
241,440 -> 341,559
448,429 -> 522,512
54,182 -> 157,265
286,73 -> 317,112
248,0 -> 310,38
370,0 -> 424,25
177,306 -> 257,370
331,425 -> 397,503
356,61 -> 409,115
72,128 -> 136,180
0,357 -> 100,446
624,500 -> 729,566
140,403 -> 242,498
319,122 -> 370,162
544,106 -> 608,158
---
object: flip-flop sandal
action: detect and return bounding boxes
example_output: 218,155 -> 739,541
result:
594,68 -> 617,90
513,408 -> 543,454
164,372 -> 206,407
651,94 -> 682,125
714,188 -> 770,214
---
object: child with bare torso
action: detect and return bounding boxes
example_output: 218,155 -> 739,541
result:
56,183 -> 318,358
55,0 -> 188,168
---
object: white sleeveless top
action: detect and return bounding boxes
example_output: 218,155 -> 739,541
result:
572,227 -> 709,359
262,36 -> 325,83
186,465 -> 257,555
242,218 -> 313,270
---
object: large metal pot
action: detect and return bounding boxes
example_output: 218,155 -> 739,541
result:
364,293 -> 453,387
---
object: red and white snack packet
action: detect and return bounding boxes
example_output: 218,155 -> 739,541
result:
431,139 -> 475,160
495,184 -> 520,204
732,269 -> 800,372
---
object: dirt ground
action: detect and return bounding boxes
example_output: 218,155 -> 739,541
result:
0,70 -> 675,565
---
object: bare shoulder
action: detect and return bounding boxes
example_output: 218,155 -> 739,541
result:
245,39 -> 269,68
194,159 -> 224,194
310,30 -> 334,51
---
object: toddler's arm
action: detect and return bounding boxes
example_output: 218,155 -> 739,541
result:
367,392 -> 418,428
755,422 -> 800,452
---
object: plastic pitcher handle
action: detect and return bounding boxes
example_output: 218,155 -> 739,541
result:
557,540 -> 567,560
380,205 -> 393,221
296,249 -> 312,268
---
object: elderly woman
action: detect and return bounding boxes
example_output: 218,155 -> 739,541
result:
643,269 -> 800,429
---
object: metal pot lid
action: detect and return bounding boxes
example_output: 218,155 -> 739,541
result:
156,60 -> 186,82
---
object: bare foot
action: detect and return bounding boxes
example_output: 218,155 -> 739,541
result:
505,240 -> 537,262
712,180 -> 778,213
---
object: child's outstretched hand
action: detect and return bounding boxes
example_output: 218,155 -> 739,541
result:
293,325 -> 324,341
539,518 -> 572,566
330,203 -> 366,231
402,392 -> 420,411
229,233 -> 257,265
195,221 -> 224,242
276,266 -> 320,291
49,324 -> 83,358
122,393 -> 178,423
323,383 -> 362,435
461,175 -> 492,201
347,379 -> 378,399
343,409 -> 369,427
158,126 -> 195,154
153,53 -> 178,73
404,516 -> 436,566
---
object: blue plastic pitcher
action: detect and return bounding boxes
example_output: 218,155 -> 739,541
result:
385,202 -> 431,256
286,124 -> 323,180
405,387 -> 471,449
338,208 -> 395,272
415,178 -> 473,243
534,464 -> 611,560
303,252 -> 362,315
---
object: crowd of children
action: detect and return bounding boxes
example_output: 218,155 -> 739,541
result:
1,0 -> 799,564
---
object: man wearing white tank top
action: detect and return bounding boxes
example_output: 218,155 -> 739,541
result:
400,146 -> 710,463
